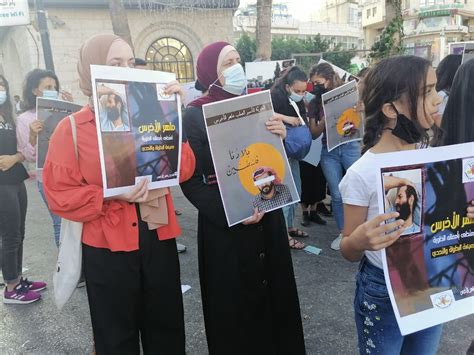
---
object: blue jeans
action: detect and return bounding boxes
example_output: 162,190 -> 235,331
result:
283,158 -> 301,229
354,258 -> 442,355
37,181 -> 62,247
320,141 -> 360,231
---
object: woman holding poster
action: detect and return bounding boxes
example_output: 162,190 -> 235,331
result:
309,63 -> 361,251
16,69 -> 72,248
270,66 -> 313,249
43,34 -> 196,354
339,56 -> 443,354
180,42 -> 305,354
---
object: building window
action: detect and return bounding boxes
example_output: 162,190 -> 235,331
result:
372,7 -> 377,16
366,9 -> 370,18
145,37 -> 194,83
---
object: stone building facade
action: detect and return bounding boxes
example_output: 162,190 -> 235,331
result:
0,0 -> 238,105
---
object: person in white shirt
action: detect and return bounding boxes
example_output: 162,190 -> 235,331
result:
339,55 -> 443,355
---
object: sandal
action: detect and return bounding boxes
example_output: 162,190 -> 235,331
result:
288,229 -> 309,238
288,236 -> 306,250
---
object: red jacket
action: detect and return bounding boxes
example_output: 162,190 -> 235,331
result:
43,105 -> 195,252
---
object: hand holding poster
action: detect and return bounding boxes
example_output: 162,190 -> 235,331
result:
91,65 -> 182,198
203,91 -> 299,226
322,80 -> 363,152
375,143 -> 474,335
36,98 -> 82,170
181,81 -> 203,107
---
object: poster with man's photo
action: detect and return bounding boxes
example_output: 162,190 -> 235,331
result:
322,80 -> 363,152
91,65 -> 182,198
245,59 -> 295,90
36,98 -> 82,169
375,143 -> 474,335
203,90 -> 299,226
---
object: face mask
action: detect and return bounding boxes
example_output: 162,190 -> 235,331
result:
42,90 -> 59,99
0,91 -> 6,105
312,84 -> 327,97
304,92 -> 315,102
221,63 -> 247,96
107,107 -> 120,121
388,105 -> 422,144
289,91 -> 304,103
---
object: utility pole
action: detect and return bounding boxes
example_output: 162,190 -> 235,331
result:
35,0 -> 55,72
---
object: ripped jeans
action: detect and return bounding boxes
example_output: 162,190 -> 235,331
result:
354,258 -> 442,355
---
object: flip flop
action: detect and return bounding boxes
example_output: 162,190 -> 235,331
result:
288,229 -> 309,238
288,236 -> 306,250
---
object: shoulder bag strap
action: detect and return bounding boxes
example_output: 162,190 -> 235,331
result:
68,115 -> 78,161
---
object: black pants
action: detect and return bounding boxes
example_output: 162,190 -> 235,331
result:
83,215 -> 185,355
0,183 -> 27,283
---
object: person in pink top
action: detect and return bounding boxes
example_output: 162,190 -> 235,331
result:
16,69 -> 73,247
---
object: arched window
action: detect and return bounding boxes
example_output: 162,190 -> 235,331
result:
145,37 -> 194,83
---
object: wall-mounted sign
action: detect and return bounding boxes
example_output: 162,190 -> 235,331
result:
0,0 -> 30,27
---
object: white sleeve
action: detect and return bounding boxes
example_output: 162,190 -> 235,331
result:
339,169 -> 370,207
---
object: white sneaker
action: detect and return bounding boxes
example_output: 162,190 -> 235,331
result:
177,243 -> 187,253
330,234 -> 343,251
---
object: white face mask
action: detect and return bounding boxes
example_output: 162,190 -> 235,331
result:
0,91 -> 6,105
213,63 -> 247,96
42,90 -> 59,99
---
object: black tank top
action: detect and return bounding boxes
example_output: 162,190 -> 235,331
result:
0,119 -> 29,185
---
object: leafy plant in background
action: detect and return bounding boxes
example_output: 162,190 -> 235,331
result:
235,34 -> 356,73
236,33 -> 257,64
369,0 -> 405,62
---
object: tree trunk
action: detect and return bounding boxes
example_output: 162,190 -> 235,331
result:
256,0 -> 272,61
108,0 -> 134,51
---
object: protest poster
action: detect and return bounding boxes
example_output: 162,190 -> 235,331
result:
375,143 -> 474,335
203,90 -> 299,226
449,42 -> 466,55
322,80 -> 363,152
36,98 -> 82,170
462,42 -> 474,64
245,59 -> 295,90
91,65 -> 182,198
182,81 -> 202,107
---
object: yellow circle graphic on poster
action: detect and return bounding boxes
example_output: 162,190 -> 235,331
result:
237,143 -> 286,195
336,108 -> 361,137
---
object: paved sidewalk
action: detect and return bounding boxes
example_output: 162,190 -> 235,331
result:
0,181 -> 472,354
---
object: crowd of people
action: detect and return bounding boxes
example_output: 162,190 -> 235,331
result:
0,31 -> 473,355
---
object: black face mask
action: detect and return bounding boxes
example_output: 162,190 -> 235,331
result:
312,84 -> 327,97
386,105 -> 422,144
107,107 -> 120,121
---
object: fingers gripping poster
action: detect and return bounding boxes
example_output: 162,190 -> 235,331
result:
203,91 -> 299,226
91,65 -> 182,197
375,143 -> 474,335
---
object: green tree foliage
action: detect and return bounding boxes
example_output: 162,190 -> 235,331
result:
236,33 -> 256,64
235,34 -> 355,72
324,44 -> 353,71
369,0 -> 404,62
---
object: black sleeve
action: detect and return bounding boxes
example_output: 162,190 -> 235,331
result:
270,90 -> 286,115
179,107 -> 228,228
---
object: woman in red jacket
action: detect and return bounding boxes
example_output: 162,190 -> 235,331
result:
43,34 -> 195,355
